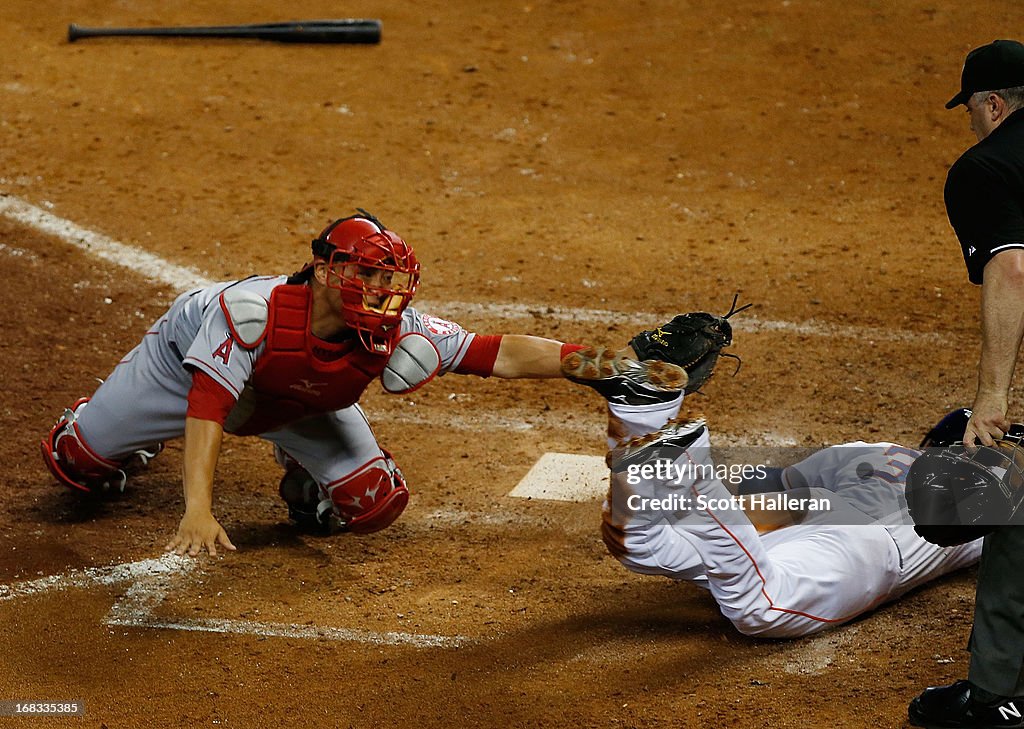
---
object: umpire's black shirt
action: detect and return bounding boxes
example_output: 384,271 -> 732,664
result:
944,108 -> 1024,284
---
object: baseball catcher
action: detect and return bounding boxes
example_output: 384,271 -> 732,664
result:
628,295 -> 751,394
40,209 -> 595,556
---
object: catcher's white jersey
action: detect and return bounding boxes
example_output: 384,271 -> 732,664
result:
604,399 -> 983,638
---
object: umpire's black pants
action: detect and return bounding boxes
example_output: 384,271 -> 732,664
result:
969,525 -> 1024,696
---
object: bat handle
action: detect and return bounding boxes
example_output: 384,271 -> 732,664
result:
67,24 -> 110,42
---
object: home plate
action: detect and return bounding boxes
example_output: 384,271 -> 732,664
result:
508,453 -> 608,502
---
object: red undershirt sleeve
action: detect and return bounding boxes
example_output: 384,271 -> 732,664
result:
454,334 -> 503,377
186,369 -> 239,424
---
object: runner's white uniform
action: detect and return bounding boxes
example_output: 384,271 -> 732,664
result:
604,397 -> 983,638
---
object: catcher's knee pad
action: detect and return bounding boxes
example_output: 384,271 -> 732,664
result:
39,398 -> 126,494
325,450 -> 410,534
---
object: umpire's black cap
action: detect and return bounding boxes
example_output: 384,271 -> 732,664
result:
946,39 -> 1024,109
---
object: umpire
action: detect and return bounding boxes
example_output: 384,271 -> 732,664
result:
908,40 -> 1024,729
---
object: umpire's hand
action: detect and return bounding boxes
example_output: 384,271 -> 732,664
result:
964,396 -> 1011,447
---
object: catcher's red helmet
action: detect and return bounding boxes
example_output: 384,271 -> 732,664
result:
312,210 -> 420,352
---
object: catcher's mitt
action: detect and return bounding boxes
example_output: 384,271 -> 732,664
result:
629,295 -> 751,394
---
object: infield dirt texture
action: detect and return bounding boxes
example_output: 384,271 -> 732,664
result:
0,1 -> 1007,727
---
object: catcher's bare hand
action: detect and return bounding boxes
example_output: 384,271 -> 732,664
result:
165,508 -> 237,557
964,396 -> 1011,447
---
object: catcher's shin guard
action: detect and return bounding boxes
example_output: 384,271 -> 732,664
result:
39,398 -> 127,494
326,449 -> 410,534
277,448 -> 410,534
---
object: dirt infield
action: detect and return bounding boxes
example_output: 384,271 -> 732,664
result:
0,0 -> 1015,726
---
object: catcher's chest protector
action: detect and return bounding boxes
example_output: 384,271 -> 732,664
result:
228,284 -> 392,435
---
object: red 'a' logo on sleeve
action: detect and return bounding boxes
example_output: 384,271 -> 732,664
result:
213,334 -> 234,365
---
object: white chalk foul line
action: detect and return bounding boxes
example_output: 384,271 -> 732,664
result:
0,554 -> 469,648
105,616 -> 471,648
0,553 -> 193,602
415,301 -> 942,345
0,194 -> 212,291
0,192 -> 943,344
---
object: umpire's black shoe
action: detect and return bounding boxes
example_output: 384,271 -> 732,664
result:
909,680 -> 1024,728
561,347 -> 687,406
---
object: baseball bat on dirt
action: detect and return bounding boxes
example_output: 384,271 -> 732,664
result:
67,19 -> 382,44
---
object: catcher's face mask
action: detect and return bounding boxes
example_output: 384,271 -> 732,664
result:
312,212 -> 420,353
